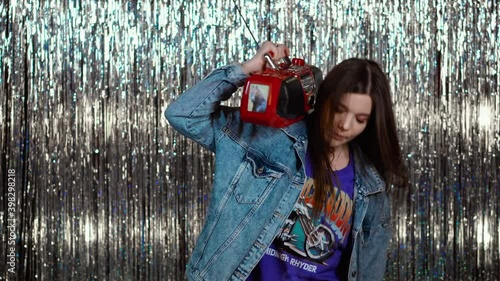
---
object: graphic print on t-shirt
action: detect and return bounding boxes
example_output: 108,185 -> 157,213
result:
275,177 -> 354,263
245,151 -> 355,281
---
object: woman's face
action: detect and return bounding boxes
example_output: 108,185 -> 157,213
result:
329,92 -> 372,148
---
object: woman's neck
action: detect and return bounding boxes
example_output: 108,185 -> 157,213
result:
330,144 -> 350,171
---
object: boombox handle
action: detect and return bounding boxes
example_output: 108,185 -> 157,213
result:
264,54 -> 291,70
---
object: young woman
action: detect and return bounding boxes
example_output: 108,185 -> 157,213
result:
165,41 -> 408,281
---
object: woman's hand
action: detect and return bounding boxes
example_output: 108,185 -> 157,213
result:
241,41 -> 290,75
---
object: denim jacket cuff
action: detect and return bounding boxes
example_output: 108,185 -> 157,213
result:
220,63 -> 248,87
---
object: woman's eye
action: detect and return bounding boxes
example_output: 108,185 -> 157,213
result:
356,119 -> 367,123
336,105 -> 348,113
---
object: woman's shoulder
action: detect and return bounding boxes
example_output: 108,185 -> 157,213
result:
225,113 -> 307,141
220,117 -> 306,168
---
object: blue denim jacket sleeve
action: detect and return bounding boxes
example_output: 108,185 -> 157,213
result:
164,64 -> 248,151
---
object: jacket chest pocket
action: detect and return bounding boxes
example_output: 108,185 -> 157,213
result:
231,150 -> 285,204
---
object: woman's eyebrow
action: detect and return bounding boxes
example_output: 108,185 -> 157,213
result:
356,113 -> 371,117
339,103 -> 370,116
338,103 -> 348,110
356,113 -> 371,118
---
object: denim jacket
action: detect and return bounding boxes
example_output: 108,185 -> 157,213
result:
165,64 -> 392,281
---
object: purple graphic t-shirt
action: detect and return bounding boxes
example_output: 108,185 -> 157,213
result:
247,149 -> 355,281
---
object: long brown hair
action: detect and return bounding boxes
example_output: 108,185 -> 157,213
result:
306,58 -> 408,216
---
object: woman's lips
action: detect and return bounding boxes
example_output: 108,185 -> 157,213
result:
333,134 -> 346,141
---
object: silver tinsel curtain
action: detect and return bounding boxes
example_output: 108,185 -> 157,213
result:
0,0 -> 499,280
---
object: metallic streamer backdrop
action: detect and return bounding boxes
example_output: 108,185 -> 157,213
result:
0,0 -> 498,280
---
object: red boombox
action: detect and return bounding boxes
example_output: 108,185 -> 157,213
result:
240,55 -> 323,128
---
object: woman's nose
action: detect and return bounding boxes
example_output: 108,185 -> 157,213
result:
339,114 -> 352,131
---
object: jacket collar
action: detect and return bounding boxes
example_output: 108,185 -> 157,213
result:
351,145 -> 386,195
279,120 -> 308,168
279,120 -> 308,142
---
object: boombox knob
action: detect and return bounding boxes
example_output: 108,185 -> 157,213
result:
292,58 -> 305,66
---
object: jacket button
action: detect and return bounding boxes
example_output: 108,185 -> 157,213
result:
351,271 -> 357,277
257,167 -> 264,174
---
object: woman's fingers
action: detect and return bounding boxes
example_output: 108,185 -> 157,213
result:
273,43 -> 290,58
265,42 -> 289,60
241,41 -> 291,75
